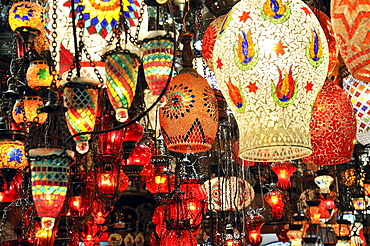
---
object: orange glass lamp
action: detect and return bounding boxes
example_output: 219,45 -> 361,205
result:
314,170 -> 334,194
12,96 -> 48,128
146,155 -> 175,195
245,209 -> 265,246
139,31 -> 175,96
287,224 -> 304,246
331,0 -> 370,82
62,78 -> 100,154
271,161 -> 296,190
212,0 -> 328,162
333,220 -> 351,238
28,148 -> 74,234
104,47 -> 141,123
26,60 -> 53,89
264,186 -> 287,221
306,201 -> 321,224
94,162 -> 120,201
8,1 -> 44,43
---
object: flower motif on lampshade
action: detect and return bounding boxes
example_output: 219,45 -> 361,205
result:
26,60 -> 53,89
62,78 -> 100,154
28,148 -> 74,226
311,9 -> 339,77
159,68 -> 218,153
202,14 -> 226,71
104,47 -> 141,123
12,96 -> 48,127
343,75 -> 370,145
0,139 -> 28,171
212,0 -> 329,161
302,79 -> 356,166
139,31 -> 175,96
203,176 -> 254,211
8,1 -> 44,42
331,0 -> 370,82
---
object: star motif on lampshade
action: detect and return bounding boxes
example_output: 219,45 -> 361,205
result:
273,40 -> 287,55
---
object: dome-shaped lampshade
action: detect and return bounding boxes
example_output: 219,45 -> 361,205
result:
343,75 -> 370,146
212,0 -> 329,161
159,68 -> 219,153
202,15 -> 226,71
331,0 -> 370,82
302,79 -> 356,165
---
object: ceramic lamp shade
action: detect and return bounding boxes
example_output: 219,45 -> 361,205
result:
212,0 -> 329,161
203,176 -> 254,211
104,49 -> 141,123
331,0 -> 370,82
139,30 -> 175,96
202,15 -> 226,71
343,75 -> 370,145
302,79 -> 356,165
26,60 -> 53,89
8,1 -> 44,42
12,96 -> 48,126
62,78 -> 100,154
29,148 -> 74,220
159,68 -> 219,153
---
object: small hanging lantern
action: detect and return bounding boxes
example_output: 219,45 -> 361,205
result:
203,176 -> 255,211
245,208 -> 265,246
271,161 -> 296,190
8,1 -> 44,43
91,198 -> 113,224
122,120 -> 144,159
139,31 -> 175,96
302,79 -> 356,166
94,162 -> 120,201
306,201 -> 321,224
62,78 -> 100,154
333,220 -> 351,237
104,46 -> 141,123
146,155 -> 175,195
125,143 -> 152,166
68,173 -> 94,217
331,0 -> 370,82
287,224 -> 304,246
351,195 -> 366,210
28,148 -> 74,230
26,60 -> 53,89
12,96 -> 48,128
314,170 -> 334,194
264,185 -> 287,221
212,0 -> 329,161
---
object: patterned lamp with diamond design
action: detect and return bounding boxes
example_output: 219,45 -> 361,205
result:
29,148 -> 74,229
159,68 -> 219,153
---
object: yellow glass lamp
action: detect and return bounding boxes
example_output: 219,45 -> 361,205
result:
8,1 -> 44,43
12,96 -> 48,128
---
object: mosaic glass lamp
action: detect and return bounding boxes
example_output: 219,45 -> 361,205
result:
62,78 -> 100,154
104,46 -> 141,123
331,0 -> 370,82
343,75 -> 370,146
314,170 -> 334,194
12,96 -> 48,127
28,148 -> 74,229
203,176 -> 254,211
302,79 -> 356,165
26,60 -> 53,89
8,1 -> 44,43
212,0 -> 329,161
139,31 -> 175,96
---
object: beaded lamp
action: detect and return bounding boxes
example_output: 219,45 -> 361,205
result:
302,79 -> 356,165
212,0 -> 329,161
331,0 -> 370,82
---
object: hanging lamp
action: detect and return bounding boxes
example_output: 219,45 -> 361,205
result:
212,0 -> 329,161
271,161 -> 296,190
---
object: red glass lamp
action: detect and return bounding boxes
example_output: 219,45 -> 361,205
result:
246,209 -> 265,246
271,161 -> 296,190
68,173 -> 94,217
122,120 -> 144,159
125,143 -> 152,166
146,155 -> 175,194
80,217 -> 102,246
160,228 -> 197,246
94,162 -> 120,200
302,79 -> 356,166
91,198 -> 113,224
0,170 -> 22,203
264,185 -> 287,221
